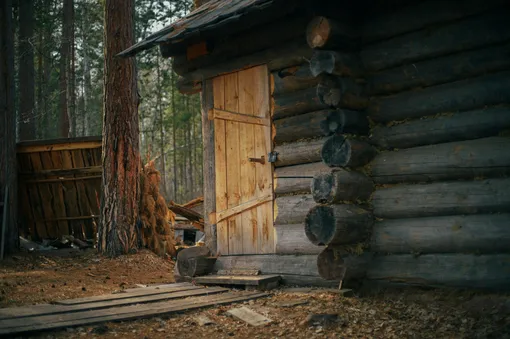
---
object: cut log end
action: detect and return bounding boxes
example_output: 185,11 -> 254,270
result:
305,205 -> 336,246
321,135 -> 377,168
307,17 -> 332,49
310,50 -> 337,77
317,247 -> 347,280
312,170 -> 373,204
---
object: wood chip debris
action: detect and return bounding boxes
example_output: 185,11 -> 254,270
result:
227,306 -> 272,326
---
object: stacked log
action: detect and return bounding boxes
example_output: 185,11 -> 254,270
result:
362,2 -> 510,290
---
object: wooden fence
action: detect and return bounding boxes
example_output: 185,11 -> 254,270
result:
17,136 -> 102,241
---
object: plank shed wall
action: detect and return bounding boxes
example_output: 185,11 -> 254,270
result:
16,137 -> 102,241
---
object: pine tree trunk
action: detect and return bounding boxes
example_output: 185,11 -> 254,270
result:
99,0 -> 141,257
18,0 -> 36,141
59,0 -> 71,137
171,71 -> 178,200
68,0 -> 76,137
157,55 -> 167,197
37,21 -> 43,139
0,0 -> 19,255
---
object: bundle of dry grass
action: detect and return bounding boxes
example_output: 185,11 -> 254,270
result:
140,160 -> 177,258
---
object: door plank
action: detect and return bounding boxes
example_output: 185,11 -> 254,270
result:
238,68 -> 258,254
209,109 -> 270,126
224,72 -> 243,254
213,76 -> 229,255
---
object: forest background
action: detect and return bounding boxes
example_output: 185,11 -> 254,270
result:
14,0 -> 201,204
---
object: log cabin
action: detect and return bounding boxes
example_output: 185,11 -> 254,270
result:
120,0 -> 510,290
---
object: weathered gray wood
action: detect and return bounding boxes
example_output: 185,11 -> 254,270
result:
274,109 -> 369,144
275,138 -> 324,167
274,162 -> 334,195
172,15 -> 310,76
370,107 -> 510,149
372,178 -> 510,219
317,75 -> 368,110
195,275 -> 281,286
54,283 -> 203,306
371,214 -> 510,254
369,71 -> 510,123
201,80 -> 216,254
312,169 -> 373,203
275,223 -> 324,255
274,194 -> 315,225
306,16 -> 356,50
361,9 -> 510,71
369,43 -> 510,95
273,64 -> 319,95
371,137 -> 510,184
305,204 -> 373,246
187,257 -> 217,277
0,291 -> 268,336
321,135 -> 378,168
273,86 -> 328,120
317,247 -> 372,281
310,50 -> 363,77
176,246 -> 211,278
0,286 -> 227,319
361,0 -> 506,43
213,253 -> 370,286
177,40 -> 313,94
227,306 -> 272,326
366,254 -> 510,290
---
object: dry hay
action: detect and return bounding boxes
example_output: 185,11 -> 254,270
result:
140,160 -> 176,258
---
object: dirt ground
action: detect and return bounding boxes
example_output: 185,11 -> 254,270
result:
0,250 -> 509,339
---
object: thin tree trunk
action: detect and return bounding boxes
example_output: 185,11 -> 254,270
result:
82,2 -> 91,136
187,110 -> 193,198
0,0 -> 19,254
59,0 -> 71,137
171,70 -> 177,200
37,21 -> 43,139
156,55 -> 167,197
99,0 -> 141,256
18,0 -> 36,141
68,0 -> 76,137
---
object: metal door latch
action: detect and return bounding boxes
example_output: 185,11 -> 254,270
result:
268,151 -> 278,163
249,156 -> 265,164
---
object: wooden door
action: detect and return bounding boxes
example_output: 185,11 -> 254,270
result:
211,65 -> 275,255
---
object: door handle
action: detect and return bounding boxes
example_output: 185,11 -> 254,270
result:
248,156 -> 265,164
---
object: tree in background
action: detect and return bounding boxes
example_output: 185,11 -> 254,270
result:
18,0 -> 36,141
0,0 -> 19,254
99,0 -> 141,256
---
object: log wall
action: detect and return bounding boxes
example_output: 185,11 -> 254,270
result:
361,0 -> 510,290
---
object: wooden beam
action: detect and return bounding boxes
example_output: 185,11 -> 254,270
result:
201,80 -> 217,255
18,166 -> 102,177
215,194 -> 273,224
209,108 -> 270,126
22,175 -> 102,184
42,216 -> 99,222
17,137 -> 102,153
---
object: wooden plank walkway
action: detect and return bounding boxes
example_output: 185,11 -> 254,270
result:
0,283 -> 268,336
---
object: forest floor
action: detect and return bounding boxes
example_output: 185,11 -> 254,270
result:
0,250 -> 509,339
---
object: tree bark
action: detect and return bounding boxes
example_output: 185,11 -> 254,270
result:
274,194 -> 315,225
366,254 -> 510,290
0,0 -> 18,254
274,138 -> 324,167
274,109 -> 368,144
371,214 -> 510,254
99,0 -> 141,257
312,169 -> 373,204
306,16 -> 356,50
361,9 -> 510,72
156,56 -> 167,197
371,137 -> 510,184
372,178 -> 510,219
321,135 -> 377,168
18,0 -> 36,141
368,71 -> 510,123
370,107 -> 510,150
310,50 -> 363,77
305,204 -> 373,246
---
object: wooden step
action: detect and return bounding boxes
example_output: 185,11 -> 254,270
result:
194,275 -> 281,290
